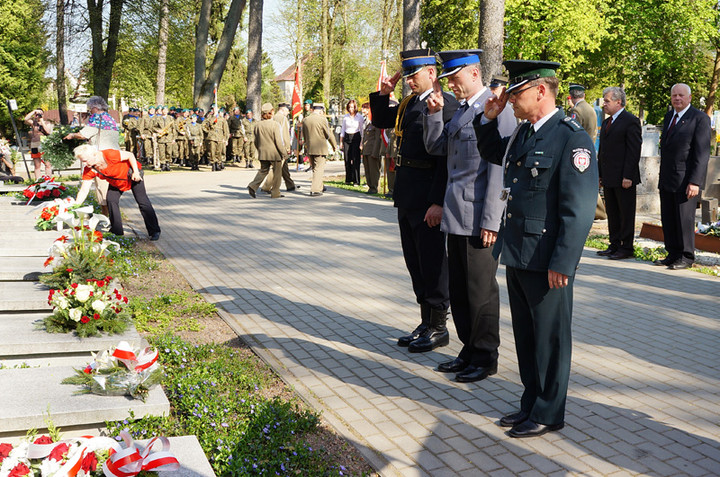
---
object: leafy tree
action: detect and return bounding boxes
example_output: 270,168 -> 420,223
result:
0,0 -> 49,137
421,0 -> 479,51
87,0 -> 125,99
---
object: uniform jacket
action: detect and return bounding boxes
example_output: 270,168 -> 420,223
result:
138,115 -> 153,138
254,119 -> 285,162
475,109 -> 599,276
241,118 -> 256,139
301,113 -> 336,156
185,122 -> 204,147
598,109 -> 642,187
568,99 -> 597,141
202,116 -> 227,142
229,116 -> 245,138
152,115 -> 176,143
659,105 -> 711,192
424,89 -> 516,236
174,116 -> 189,141
361,119 -> 383,158
273,113 -> 292,156
370,91 -> 458,210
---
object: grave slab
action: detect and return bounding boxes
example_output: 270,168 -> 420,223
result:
0,365 -> 169,433
0,281 -> 52,312
0,256 -> 49,281
0,312 -> 142,361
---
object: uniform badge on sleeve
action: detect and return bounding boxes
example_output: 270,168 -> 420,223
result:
572,148 -> 591,173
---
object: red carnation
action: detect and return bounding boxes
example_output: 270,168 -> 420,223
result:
71,283 -> 78,288
97,280 -> 105,288
33,435 -> 53,445
80,316 -> 90,324
8,462 -> 31,477
0,442 -> 13,462
106,276 -> 112,281
48,442 -> 70,461
123,297 -> 128,304
93,313 -> 100,320
52,189 -> 61,197
80,451 -> 99,472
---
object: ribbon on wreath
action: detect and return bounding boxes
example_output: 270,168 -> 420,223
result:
111,341 -> 159,372
26,435 -> 119,477
103,430 -> 179,477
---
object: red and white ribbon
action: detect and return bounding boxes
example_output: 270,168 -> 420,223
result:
103,430 -> 179,477
26,435 -> 119,477
111,341 -> 159,372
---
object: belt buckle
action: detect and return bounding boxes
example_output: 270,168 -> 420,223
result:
396,155 -> 402,167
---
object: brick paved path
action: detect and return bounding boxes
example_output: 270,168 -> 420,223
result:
122,168 -> 720,476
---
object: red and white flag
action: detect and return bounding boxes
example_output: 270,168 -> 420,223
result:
291,65 -> 302,120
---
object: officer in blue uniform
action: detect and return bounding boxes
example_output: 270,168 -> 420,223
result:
474,60 -> 598,438
370,49 -> 459,353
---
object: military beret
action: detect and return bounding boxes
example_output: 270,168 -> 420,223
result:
304,99 -> 313,105
400,48 -> 437,78
437,50 -> 483,79
503,60 -> 561,93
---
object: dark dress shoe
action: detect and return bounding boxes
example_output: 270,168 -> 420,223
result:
654,256 -> 676,266
455,364 -> 497,383
150,232 -> 161,241
499,410 -> 529,428
509,420 -> 564,438
668,259 -> 693,270
608,251 -> 633,260
248,187 -> 256,198
596,248 -> 616,257
397,325 -> 428,347
436,358 -> 467,373
309,192 -> 323,197
408,328 -> 449,353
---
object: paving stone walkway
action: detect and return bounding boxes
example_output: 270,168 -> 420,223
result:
121,166 -> 720,476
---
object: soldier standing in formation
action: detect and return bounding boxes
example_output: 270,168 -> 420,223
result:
139,106 -> 155,166
152,106 -> 176,171
175,109 -> 190,167
185,113 -> 204,170
203,105 -> 230,171
229,107 -> 246,164
242,110 -> 257,168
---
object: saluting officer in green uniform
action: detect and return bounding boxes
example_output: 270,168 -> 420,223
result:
567,84 -> 597,142
475,60 -> 598,438
241,109 -> 257,168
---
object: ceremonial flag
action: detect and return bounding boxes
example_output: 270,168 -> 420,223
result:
291,65 -> 302,120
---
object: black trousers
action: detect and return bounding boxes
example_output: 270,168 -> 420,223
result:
447,234 -> 500,367
660,189 -> 697,261
506,267 -> 573,426
343,133 -> 361,184
604,185 -> 636,254
397,208 -> 449,311
106,181 -> 161,237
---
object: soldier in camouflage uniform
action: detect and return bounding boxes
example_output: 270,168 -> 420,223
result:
175,109 -> 190,167
228,107 -> 245,164
241,109 -> 257,168
186,113 -> 204,170
152,106 -> 176,171
138,107 -> 156,166
203,106 -> 229,171
122,108 -> 140,155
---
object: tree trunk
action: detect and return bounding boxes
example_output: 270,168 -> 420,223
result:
706,46 -> 720,117
321,0 -> 330,106
246,0 -> 263,114
194,0 -> 212,104
87,0 -> 124,99
156,0 -> 170,105
402,0 -> 420,95
56,0 -> 68,124
195,0 -> 248,110
478,0 -> 506,83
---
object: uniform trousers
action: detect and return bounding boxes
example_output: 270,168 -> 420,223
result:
447,234 -> 499,367
157,142 -> 173,167
398,208 -> 449,311
248,160 -> 283,198
206,141 -> 223,165
243,140 -> 257,164
263,157 -> 295,191
176,138 -> 188,162
660,189 -> 698,262
231,137 -> 244,158
343,133 -> 361,184
309,155 -> 326,194
106,181 -> 161,237
363,155 -> 382,193
506,266 -> 573,426
604,185 -> 636,254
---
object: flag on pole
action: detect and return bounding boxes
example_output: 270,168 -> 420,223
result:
291,66 -> 302,120
213,83 -> 218,111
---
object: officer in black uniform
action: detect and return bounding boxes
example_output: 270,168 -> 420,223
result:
370,49 -> 459,353
474,60 -> 598,438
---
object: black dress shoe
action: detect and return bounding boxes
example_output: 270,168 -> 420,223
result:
608,251 -> 633,260
499,410 -> 529,428
596,248 -> 616,256
654,256 -> 676,266
509,420 -> 564,438
150,232 -> 161,241
408,328 -> 449,353
668,259 -> 693,270
397,325 -> 428,347
455,364 -> 497,383
436,358 -> 467,373
248,187 -> 256,198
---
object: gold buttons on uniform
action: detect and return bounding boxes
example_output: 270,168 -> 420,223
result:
513,178 -> 518,183
542,228 -> 546,233
508,195 -> 513,201
534,161 -> 539,166
507,213 -> 512,218
516,161 -> 521,166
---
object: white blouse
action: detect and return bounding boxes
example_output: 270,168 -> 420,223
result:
340,113 -> 364,138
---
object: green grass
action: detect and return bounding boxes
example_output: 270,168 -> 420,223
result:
105,234 -> 160,279
128,291 -> 211,333
324,180 -> 392,200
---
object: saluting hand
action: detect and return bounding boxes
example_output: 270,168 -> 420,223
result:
484,87 -> 509,120
426,79 -> 444,115
379,71 -> 402,96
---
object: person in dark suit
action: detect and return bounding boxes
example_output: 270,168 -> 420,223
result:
475,60 -> 598,438
424,50 -> 516,383
370,49 -> 459,353
657,83 -> 711,270
597,86 -> 642,260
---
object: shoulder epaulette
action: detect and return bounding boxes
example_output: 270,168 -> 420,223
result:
561,116 -> 583,131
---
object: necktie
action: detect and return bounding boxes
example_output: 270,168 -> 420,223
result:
524,123 -> 535,142
668,113 -> 678,133
605,116 -> 613,132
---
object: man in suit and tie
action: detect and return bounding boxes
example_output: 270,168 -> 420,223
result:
301,103 -> 337,196
370,49 -> 458,354
424,50 -> 516,383
657,83 -> 711,270
475,60 -> 598,437
596,87 -> 642,260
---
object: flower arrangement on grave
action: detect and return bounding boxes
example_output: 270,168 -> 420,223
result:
40,125 -> 83,170
697,220 -> 720,237
43,277 -> 131,337
34,198 -> 82,231
20,177 -> 69,204
39,208 -> 118,290
62,342 -> 163,401
0,429 -> 178,476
